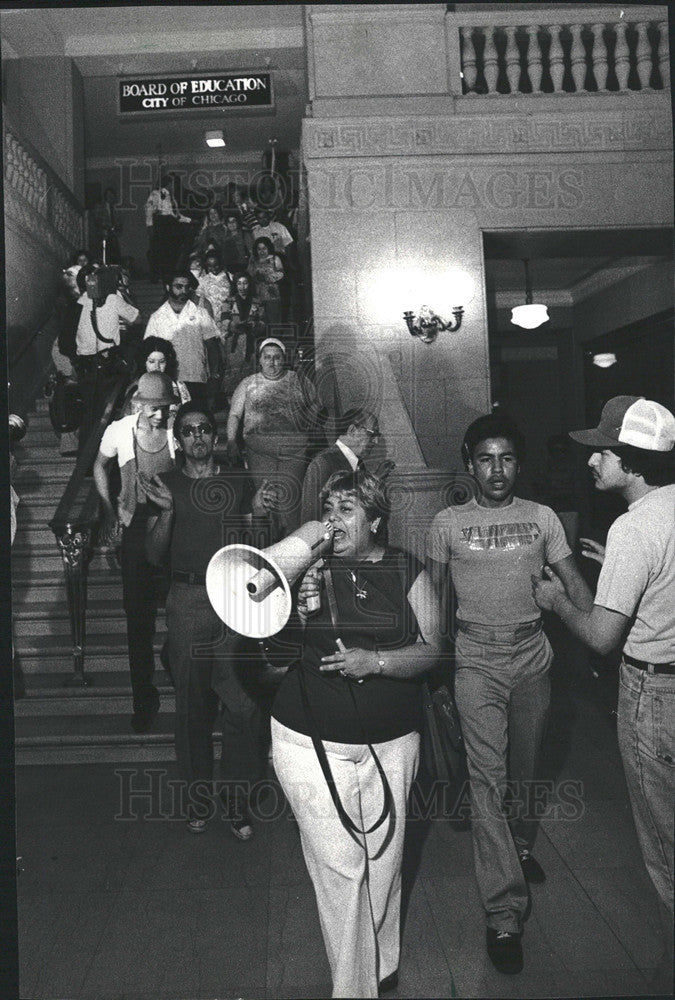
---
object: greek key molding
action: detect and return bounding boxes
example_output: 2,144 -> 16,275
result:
304,106 -> 672,158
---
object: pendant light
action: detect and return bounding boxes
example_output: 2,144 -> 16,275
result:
510,259 -> 549,330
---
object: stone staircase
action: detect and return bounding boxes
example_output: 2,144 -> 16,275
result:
12,278 -> 180,765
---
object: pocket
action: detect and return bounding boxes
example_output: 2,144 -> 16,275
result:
653,691 -> 675,766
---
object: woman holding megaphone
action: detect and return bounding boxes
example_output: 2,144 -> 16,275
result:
270,470 -> 442,999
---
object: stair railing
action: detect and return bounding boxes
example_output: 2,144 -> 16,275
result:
48,377 -> 130,686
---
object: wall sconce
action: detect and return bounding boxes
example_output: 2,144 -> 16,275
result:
403,268 -> 474,344
591,352 -> 618,368
205,130 -> 226,148
511,259 -> 549,330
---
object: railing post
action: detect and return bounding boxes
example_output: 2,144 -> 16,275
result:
569,23 -> 586,92
549,25 -> 565,92
483,27 -> 499,94
54,524 -> 93,687
526,24 -> 544,93
657,20 -> 670,89
614,21 -> 631,91
504,26 -> 520,94
635,21 -> 652,89
591,23 -> 609,91
460,27 -> 478,94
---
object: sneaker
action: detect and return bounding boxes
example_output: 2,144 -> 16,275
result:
486,927 -> 523,975
230,817 -> 253,841
518,848 -> 546,884
187,818 -> 207,835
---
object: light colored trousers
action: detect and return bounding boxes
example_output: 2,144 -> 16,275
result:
617,658 -> 675,917
454,620 -> 552,933
272,718 -> 419,999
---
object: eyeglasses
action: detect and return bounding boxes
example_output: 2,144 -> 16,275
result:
364,428 -> 379,439
180,422 -> 213,438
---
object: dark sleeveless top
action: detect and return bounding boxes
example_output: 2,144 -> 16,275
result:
272,548 -> 424,743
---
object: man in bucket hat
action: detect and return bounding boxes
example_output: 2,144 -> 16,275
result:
93,372 -> 179,732
533,395 -> 675,921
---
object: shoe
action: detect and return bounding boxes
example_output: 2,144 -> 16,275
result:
379,969 -> 399,994
230,817 -> 253,841
187,818 -> 207,834
518,848 -> 546,884
486,927 -> 523,975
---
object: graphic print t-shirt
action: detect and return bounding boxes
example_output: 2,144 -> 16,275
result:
427,496 -> 571,625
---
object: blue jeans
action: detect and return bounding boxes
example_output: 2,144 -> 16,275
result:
617,658 -> 675,915
454,620 -> 552,933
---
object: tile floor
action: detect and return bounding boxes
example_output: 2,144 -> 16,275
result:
12,640 -> 674,999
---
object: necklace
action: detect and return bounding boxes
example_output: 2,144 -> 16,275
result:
349,570 -> 368,600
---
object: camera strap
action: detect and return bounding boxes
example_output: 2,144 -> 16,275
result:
297,564 -> 393,848
90,302 -> 116,347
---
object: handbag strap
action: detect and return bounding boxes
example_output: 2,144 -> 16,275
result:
90,302 -> 116,346
297,563 -> 393,845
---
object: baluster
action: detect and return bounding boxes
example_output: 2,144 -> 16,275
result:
461,26 -> 478,93
635,21 -> 652,89
657,20 -> 670,89
504,26 -> 520,93
569,24 -> 586,92
591,23 -> 609,90
526,24 -> 544,92
55,526 -> 93,687
614,20 -> 630,91
483,27 -> 499,94
549,24 -> 565,91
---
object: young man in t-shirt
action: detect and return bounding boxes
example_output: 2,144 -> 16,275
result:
533,396 -> 675,924
427,413 -> 592,975
143,402 -> 277,839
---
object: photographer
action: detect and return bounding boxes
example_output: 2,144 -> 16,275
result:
74,264 -> 139,457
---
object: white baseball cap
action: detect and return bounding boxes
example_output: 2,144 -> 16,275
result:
570,396 -> 675,452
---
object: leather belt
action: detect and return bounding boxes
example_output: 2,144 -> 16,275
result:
623,654 -> 675,676
171,571 -> 206,586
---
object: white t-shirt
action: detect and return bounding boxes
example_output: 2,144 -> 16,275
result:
144,299 -> 219,383
252,221 -> 293,254
595,485 -> 675,663
76,293 -> 139,356
427,495 -> 571,626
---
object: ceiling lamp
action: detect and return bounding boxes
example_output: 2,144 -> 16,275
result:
510,259 -> 549,330
205,130 -> 225,148
592,352 -> 618,368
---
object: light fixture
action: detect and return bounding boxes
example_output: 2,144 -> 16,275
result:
205,130 -> 225,148
592,352 -> 618,368
510,259 -> 549,330
403,268 -> 475,344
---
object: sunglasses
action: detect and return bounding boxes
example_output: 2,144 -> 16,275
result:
180,422 -> 214,438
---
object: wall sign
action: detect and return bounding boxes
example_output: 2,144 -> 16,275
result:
118,72 -> 274,114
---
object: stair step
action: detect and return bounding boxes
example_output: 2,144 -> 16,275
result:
14,631 -> 167,657
14,454 -> 76,472
21,669 -> 171,692
17,652 -> 139,674
13,580 -> 123,604
13,526 -> 57,545
14,613 -> 167,638
15,688 -> 175,717
12,560 -> 121,588
13,598 -> 131,621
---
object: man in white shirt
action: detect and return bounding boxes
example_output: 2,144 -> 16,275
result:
145,174 -> 192,281
533,396 -> 675,922
300,408 -> 379,523
144,270 -> 221,407
251,207 -> 293,256
74,265 -> 139,458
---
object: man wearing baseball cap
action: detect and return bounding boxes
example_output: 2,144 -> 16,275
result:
533,396 -> 675,919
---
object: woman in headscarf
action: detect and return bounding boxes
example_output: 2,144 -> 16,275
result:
225,337 -> 319,532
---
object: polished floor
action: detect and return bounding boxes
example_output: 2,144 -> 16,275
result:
13,633 -> 673,1000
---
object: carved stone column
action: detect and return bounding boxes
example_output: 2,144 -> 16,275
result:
54,525 -> 93,686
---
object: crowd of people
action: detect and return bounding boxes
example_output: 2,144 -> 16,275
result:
35,189 -> 675,998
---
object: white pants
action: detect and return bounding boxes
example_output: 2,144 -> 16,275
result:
272,718 -> 419,999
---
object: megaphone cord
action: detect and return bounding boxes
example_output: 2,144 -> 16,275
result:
297,665 -> 394,849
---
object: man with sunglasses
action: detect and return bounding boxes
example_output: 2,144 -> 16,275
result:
143,402 -> 277,838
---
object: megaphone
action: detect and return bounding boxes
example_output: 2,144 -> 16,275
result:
205,520 -> 333,639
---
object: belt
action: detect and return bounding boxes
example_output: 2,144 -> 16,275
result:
171,570 -> 206,586
623,654 -> 675,676
456,619 -> 542,642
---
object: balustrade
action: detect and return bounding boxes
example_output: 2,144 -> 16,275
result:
455,8 -> 668,97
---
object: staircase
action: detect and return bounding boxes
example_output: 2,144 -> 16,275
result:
12,277 -> 179,766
